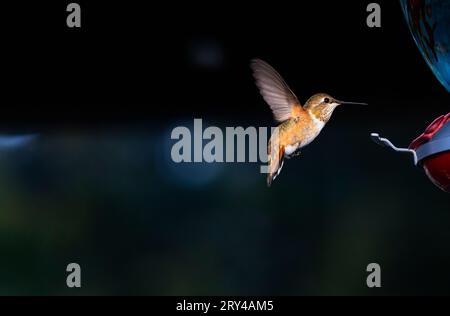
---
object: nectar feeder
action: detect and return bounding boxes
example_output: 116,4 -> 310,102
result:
371,113 -> 450,193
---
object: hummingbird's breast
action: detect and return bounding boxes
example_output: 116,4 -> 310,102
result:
279,111 -> 324,149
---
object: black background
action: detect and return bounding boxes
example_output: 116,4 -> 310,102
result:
3,0 -> 448,127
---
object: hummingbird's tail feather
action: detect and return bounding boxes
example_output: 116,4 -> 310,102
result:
267,159 -> 284,187
267,141 -> 285,187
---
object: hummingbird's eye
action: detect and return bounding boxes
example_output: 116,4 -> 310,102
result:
324,98 -> 330,103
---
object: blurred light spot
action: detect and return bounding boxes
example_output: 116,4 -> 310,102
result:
189,39 -> 225,70
0,134 -> 38,149
157,120 -> 224,188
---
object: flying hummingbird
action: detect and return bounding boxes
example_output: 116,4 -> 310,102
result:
251,59 -> 367,187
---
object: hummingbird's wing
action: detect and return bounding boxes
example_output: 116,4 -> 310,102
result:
251,59 -> 302,123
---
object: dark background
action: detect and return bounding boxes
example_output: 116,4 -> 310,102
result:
0,0 -> 449,295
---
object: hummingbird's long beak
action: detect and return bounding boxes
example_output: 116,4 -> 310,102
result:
337,100 -> 368,106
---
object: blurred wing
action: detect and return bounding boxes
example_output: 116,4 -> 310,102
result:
251,59 -> 301,122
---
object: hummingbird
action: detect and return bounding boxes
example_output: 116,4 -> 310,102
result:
251,59 -> 367,186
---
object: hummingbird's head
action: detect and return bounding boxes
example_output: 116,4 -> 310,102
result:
304,93 -> 341,123
304,93 -> 367,123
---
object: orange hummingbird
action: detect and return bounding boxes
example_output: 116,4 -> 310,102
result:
251,59 -> 367,186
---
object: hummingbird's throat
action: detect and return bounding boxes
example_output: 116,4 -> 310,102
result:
309,104 -> 338,123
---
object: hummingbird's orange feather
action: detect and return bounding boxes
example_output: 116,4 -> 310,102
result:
278,108 -> 316,146
290,104 -> 305,120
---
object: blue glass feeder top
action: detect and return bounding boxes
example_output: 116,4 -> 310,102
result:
401,0 -> 450,93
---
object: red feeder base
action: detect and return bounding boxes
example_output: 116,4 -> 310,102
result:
421,151 -> 450,193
